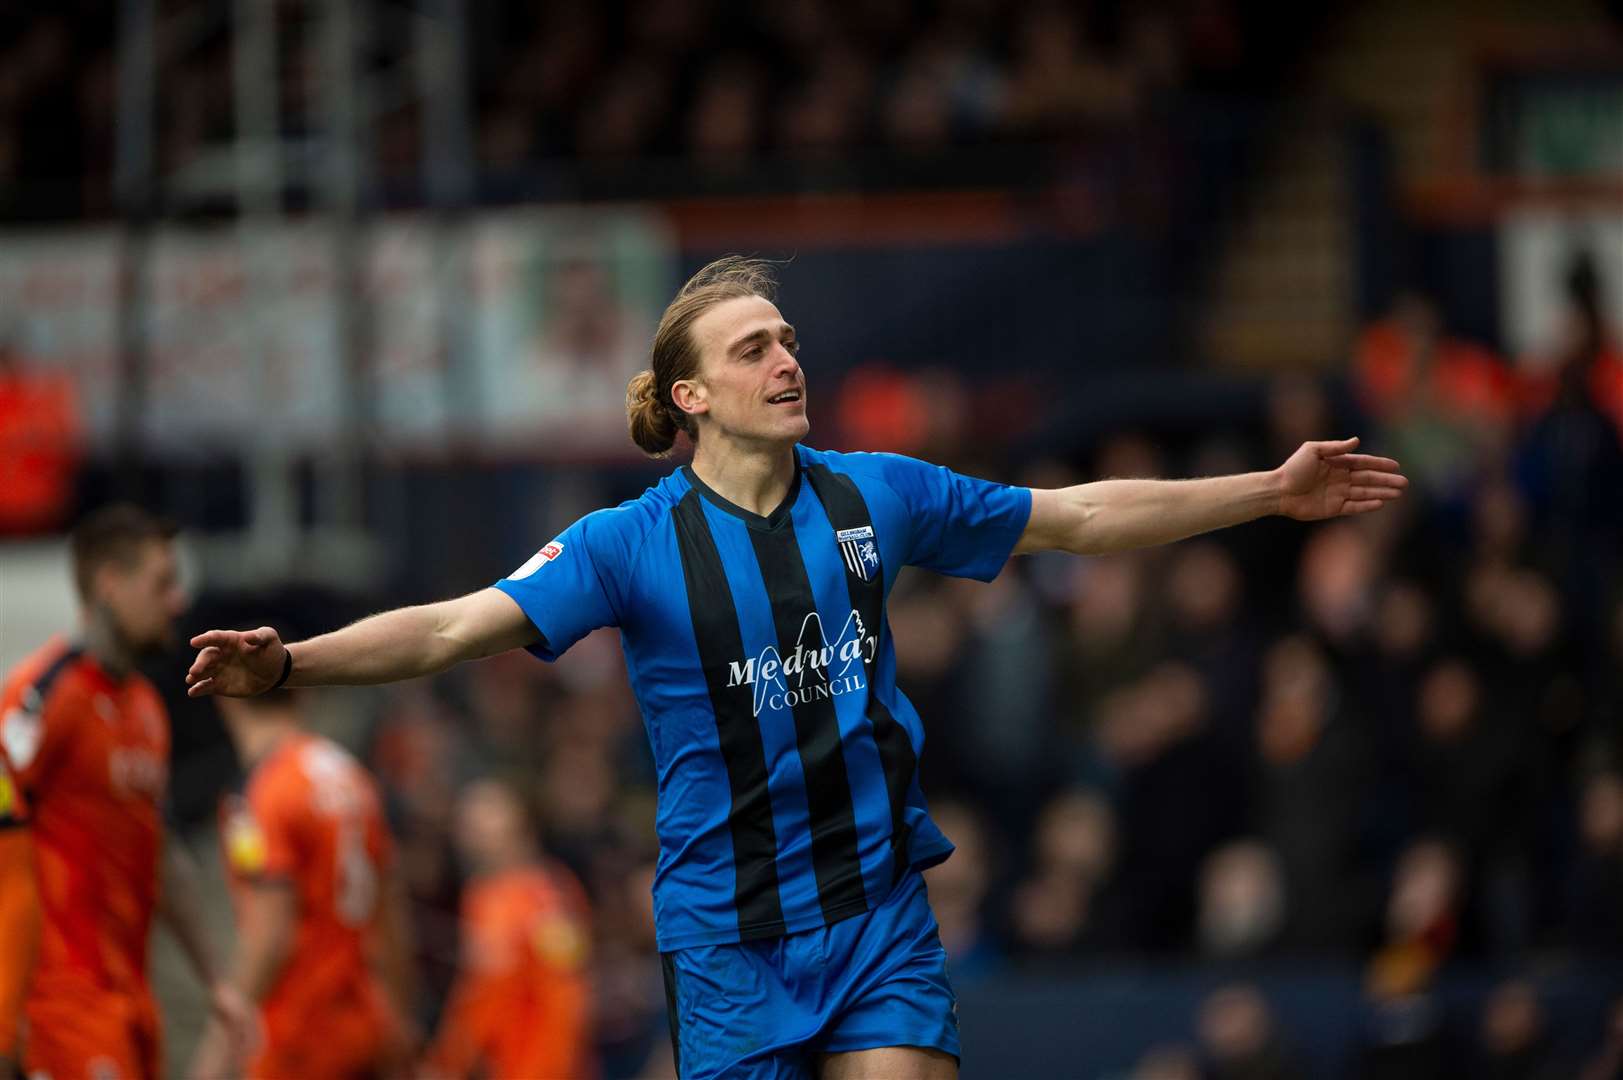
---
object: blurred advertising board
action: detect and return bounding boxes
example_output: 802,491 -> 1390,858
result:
1499,210 -> 1623,359
0,207 -> 675,458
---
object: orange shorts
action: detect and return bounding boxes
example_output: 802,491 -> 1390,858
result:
253,994 -> 402,1080
25,987 -> 161,1080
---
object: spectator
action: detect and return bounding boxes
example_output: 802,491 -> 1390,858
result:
1367,839 -> 1463,1000
687,57 -> 764,163
922,800 -> 1001,979
1516,252 -> 1623,441
1008,787 -> 1122,957
1295,522 -> 1379,661
1568,771 -> 1623,954
1197,840 -> 1287,960
1101,664 -> 1238,952
1352,291 -> 1515,497
1196,984 -> 1303,1080
940,570 -> 1061,828
1578,995 -> 1623,1080
1001,3 -> 1139,133
0,333 -> 80,534
1252,635 -> 1368,952
1476,980 -> 1559,1080
1161,541 -> 1261,747
1357,840 -> 1463,1077
1409,658 -> 1536,949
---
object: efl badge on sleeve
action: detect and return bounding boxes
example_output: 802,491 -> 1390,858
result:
836,526 -> 879,582
509,539 -> 566,581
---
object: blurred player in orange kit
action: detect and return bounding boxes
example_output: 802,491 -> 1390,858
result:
0,504 -> 250,1080
423,779 -> 594,1080
0,745 -> 41,1077
189,683 -> 416,1080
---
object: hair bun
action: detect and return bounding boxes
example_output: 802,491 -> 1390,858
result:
626,369 -> 678,457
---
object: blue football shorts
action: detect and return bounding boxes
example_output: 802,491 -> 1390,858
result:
660,870 -> 960,1080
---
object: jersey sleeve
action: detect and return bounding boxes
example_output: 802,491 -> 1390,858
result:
493,507 -> 635,662
0,675 -> 82,797
232,772 -> 303,884
874,453 -> 1032,581
0,751 -> 24,826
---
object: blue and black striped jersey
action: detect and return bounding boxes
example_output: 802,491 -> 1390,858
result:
494,445 -> 1032,950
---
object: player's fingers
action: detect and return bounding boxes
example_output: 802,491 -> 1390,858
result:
1331,453 -> 1402,472
1343,499 -> 1384,514
186,677 -> 216,698
186,647 -> 220,681
1349,486 -> 1402,502
189,629 -> 239,650
1314,436 -> 1360,457
1350,469 -> 1407,484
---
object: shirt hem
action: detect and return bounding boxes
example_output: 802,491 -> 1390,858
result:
656,895 -> 875,953
653,853 -> 955,952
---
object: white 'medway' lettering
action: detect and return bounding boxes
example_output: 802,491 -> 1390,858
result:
721,608 -> 879,715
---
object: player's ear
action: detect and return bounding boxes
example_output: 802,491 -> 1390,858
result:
671,378 -> 708,419
88,561 -> 123,607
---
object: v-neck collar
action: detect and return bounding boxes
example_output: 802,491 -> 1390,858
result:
682,454 -> 804,532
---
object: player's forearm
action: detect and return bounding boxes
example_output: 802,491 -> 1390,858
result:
234,886 -> 296,1003
375,871 -> 417,1021
286,601 -> 476,687
1037,471 -> 1283,556
159,840 -> 222,986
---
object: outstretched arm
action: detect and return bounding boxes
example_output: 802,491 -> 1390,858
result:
185,587 -> 537,698
1014,437 -> 1407,557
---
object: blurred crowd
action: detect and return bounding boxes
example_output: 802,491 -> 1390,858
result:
471,0 -> 1232,170
321,253 -> 1623,1077
0,0 -> 1272,218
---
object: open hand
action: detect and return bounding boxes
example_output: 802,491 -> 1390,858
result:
1276,437 -> 1408,521
185,626 -> 287,698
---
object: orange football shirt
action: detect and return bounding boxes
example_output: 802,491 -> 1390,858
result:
219,731 -> 397,1075
427,862 -> 594,1080
0,745 -> 36,1059
0,639 -> 168,1000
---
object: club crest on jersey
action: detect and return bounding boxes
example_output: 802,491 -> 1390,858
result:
836,525 -> 879,582
510,539 -> 565,581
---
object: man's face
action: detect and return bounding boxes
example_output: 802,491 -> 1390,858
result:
454,782 -> 525,871
681,295 -> 809,446
94,540 -> 186,654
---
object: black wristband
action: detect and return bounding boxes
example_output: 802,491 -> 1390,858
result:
270,648 -> 294,691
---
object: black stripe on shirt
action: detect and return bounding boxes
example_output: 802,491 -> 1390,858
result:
660,953 -> 683,1078
24,645 -> 85,713
806,464 -> 919,887
671,491 -> 786,938
749,519 -> 867,921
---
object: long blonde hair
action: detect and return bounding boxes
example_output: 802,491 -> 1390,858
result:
626,256 -> 779,457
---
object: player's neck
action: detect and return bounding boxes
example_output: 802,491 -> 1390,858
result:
80,608 -> 137,680
478,848 -> 533,876
689,438 -> 797,518
228,718 -> 299,768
